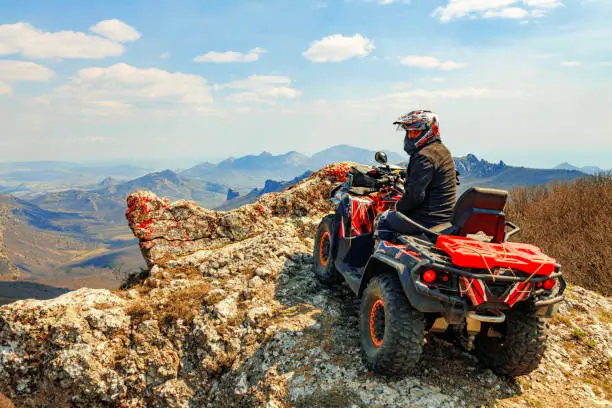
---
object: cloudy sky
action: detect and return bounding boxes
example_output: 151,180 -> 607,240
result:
0,0 -> 610,168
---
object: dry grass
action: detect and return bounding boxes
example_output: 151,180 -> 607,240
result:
125,283 -> 215,327
125,301 -> 154,325
293,385 -> 366,408
158,283 -> 214,325
121,264 -> 223,329
506,174 -> 612,295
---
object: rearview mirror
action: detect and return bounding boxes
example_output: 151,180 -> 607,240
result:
375,151 -> 388,165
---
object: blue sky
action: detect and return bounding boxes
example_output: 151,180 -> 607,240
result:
0,0 -> 611,168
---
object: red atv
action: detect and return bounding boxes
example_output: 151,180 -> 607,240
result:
313,152 -> 565,377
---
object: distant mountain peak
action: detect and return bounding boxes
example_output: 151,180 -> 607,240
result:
454,154 -> 507,178
157,169 -> 178,177
99,176 -> 116,187
553,162 -> 601,174
132,169 -> 181,186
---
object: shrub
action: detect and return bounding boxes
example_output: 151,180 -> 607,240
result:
506,174 -> 612,295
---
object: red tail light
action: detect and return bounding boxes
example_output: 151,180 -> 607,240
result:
543,279 -> 556,290
422,270 -> 437,283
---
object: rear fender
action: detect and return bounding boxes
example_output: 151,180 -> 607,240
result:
330,211 -> 342,259
359,253 -> 446,313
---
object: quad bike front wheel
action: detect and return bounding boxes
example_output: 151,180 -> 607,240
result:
313,215 -> 342,285
360,274 -> 425,376
475,305 -> 548,376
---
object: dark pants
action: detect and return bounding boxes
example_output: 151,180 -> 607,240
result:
376,210 -> 425,241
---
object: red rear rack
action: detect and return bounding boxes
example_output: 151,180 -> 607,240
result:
435,235 -> 557,276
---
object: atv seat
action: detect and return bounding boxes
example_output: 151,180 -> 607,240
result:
383,187 -> 510,243
448,187 -> 508,243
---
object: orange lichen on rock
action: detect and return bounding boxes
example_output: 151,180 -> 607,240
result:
125,162 -> 355,266
0,392 -> 15,408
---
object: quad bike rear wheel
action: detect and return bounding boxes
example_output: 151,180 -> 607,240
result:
313,215 -> 342,285
360,274 -> 425,376
475,305 -> 548,376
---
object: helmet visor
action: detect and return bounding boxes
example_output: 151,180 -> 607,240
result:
393,121 -> 427,132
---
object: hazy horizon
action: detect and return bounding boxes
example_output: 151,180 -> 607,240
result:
0,144 -> 608,173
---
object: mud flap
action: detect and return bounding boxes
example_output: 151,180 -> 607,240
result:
535,303 -> 559,318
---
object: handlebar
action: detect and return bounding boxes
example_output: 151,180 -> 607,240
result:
374,166 -> 406,188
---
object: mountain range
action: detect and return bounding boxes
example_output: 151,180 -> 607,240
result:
0,161 -> 154,198
214,171 -> 314,211
31,169 -> 228,223
0,144 -> 603,298
0,193 -> 144,291
453,154 -> 587,194
553,162 -> 605,175
179,145 -> 406,189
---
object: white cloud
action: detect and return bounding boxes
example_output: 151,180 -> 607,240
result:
226,92 -> 265,105
0,22 -> 125,59
54,63 -> 213,115
194,47 -> 266,63
83,100 -> 135,116
89,19 -> 140,42
0,80 -> 11,95
560,61 -> 583,67
215,75 -> 301,105
261,87 -> 302,99
30,96 -> 50,104
431,77 -> 446,83
355,0 -> 411,4
598,61 -> 612,66
484,7 -> 530,18
433,0 -> 563,22
400,56 -> 467,70
303,34 -> 374,62
0,60 -> 54,82
377,87 -> 525,104
523,0 -> 562,8
160,52 -> 171,59
392,82 -> 412,90
214,75 -> 292,91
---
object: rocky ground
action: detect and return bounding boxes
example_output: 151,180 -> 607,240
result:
0,163 -> 610,407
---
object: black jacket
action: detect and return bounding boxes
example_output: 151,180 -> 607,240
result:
396,140 -> 456,228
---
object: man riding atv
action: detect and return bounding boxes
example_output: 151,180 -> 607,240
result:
313,111 -> 565,377
378,110 -> 457,237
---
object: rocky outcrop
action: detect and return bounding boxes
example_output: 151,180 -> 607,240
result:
125,163 -> 349,266
0,163 -> 610,407
0,204 -> 17,279
454,154 -> 506,179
